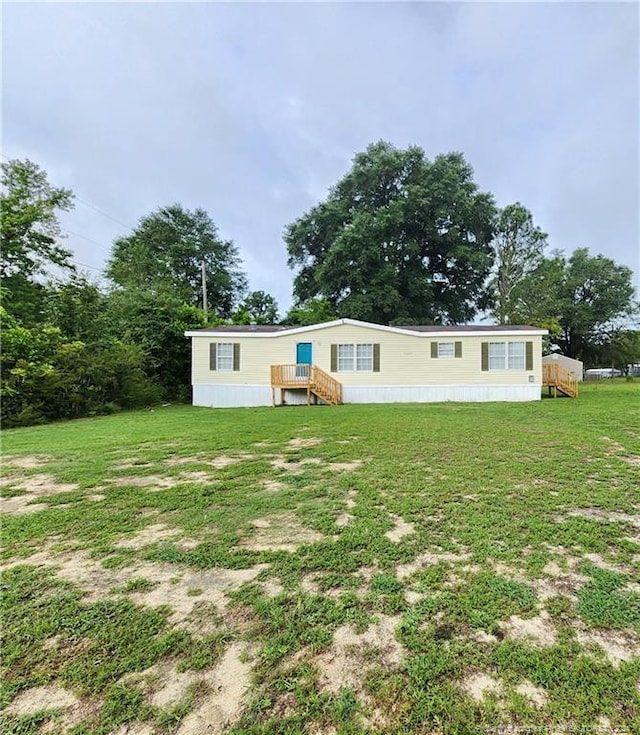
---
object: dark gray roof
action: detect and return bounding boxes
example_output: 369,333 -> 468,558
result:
189,321 -> 540,335
395,324 -> 540,332
189,325 -> 293,333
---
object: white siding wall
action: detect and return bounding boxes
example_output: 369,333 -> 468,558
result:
192,324 -> 543,389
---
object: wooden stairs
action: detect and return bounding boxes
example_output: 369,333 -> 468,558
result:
542,363 -> 579,398
270,364 -> 342,406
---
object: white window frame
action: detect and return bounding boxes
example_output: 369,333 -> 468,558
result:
488,341 -> 526,371
216,342 -> 234,371
437,342 -> 455,358
337,343 -> 374,372
508,342 -> 525,370
356,343 -> 373,371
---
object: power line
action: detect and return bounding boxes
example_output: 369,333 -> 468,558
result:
70,260 -> 104,273
62,228 -> 112,253
1,151 -> 135,231
74,197 -> 135,231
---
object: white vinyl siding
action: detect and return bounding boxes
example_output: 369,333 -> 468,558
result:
216,342 -> 234,371
191,324 -> 543,389
488,341 -> 526,370
337,343 -> 373,372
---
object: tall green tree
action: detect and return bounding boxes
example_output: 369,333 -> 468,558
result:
107,204 -> 247,319
105,289 -> 206,401
44,274 -> 107,343
489,203 -> 547,324
283,297 -> 337,326
511,248 -> 638,359
285,141 -> 496,325
1,158 -> 75,323
233,290 -> 279,325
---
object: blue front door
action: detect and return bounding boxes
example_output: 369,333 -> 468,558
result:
296,342 -> 312,377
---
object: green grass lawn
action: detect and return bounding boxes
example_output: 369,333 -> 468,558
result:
1,381 -> 639,734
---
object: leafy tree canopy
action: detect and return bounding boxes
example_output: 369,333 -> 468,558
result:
285,141 -> 497,325
283,298 -> 337,326
106,204 -> 247,319
232,290 -> 279,325
489,202 -> 547,324
511,248 -> 638,360
1,158 -> 74,279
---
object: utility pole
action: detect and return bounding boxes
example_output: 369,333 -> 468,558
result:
201,260 -> 208,320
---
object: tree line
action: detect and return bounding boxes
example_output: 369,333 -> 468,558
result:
2,146 -> 638,426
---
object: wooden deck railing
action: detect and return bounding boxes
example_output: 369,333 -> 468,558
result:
542,363 -> 578,398
270,364 -> 342,405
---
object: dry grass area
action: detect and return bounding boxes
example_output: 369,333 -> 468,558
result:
1,381 -> 639,733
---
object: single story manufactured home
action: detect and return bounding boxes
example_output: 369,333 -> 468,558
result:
185,318 -> 548,407
542,353 -> 583,381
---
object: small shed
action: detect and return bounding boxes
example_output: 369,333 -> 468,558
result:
542,353 -> 583,381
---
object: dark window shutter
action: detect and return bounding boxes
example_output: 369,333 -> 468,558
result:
455,341 -> 462,358
330,344 -> 337,372
431,342 -> 438,359
209,343 -> 217,371
373,344 -> 380,372
481,342 -> 489,371
525,341 -> 533,371
233,343 -> 240,371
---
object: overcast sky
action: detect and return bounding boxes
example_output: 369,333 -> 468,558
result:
3,1 -> 639,314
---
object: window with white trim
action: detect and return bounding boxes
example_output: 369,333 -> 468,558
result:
488,341 -> 526,370
337,343 -> 373,372
508,342 -> 525,370
216,342 -> 234,371
356,343 -> 373,371
437,342 -> 455,358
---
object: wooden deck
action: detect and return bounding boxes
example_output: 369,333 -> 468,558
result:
542,363 -> 579,398
270,364 -> 342,406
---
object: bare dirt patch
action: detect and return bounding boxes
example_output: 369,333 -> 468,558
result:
460,673 -> 501,702
175,643 -> 254,735
315,615 -> 403,695
515,680 -> 548,707
502,612 -> 557,647
115,523 -> 181,550
396,550 -> 471,580
576,629 -> 640,667
328,460 -> 363,472
345,489 -> 357,509
558,508 -> 640,529
2,547 -> 266,627
336,512 -> 353,528
287,437 -> 322,449
3,455 -> 52,470
108,475 -> 179,489
164,454 -> 254,469
4,684 -> 99,731
243,514 -> 325,552
270,456 -> 323,472
260,479 -> 287,493
385,514 -> 415,543
1,474 -> 79,515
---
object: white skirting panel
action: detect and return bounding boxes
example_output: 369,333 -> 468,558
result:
192,384 -> 272,408
342,384 -> 541,403
193,383 -> 542,407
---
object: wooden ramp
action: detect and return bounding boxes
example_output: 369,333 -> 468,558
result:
542,363 -> 579,398
270,364 -> 342,406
